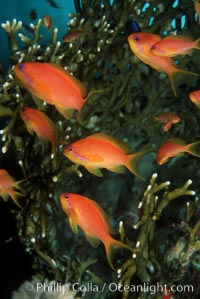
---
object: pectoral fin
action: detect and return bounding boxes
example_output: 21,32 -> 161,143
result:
25,124 -> 34,135
32,95 -> 46,111
69,217 -> 78,234
85,232 -> 100,248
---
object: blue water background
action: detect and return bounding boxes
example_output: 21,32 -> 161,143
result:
0,0 -> 75,69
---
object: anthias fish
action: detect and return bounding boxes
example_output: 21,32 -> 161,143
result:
156,138 -> 200,165
14,62 -> 87,119
189,90 -> 200,108
19,107 -> 57,151
62,29 -> 88,43
0,169 -> 23,207
29,9 -> 37,21
60,193 -> 133,270
42,15 -> 52,29
63,133 -> 150,179
153,112 -> 180,131
150,35 -> 200,57
128,32 -> 199,96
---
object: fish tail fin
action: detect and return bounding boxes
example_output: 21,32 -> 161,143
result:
170,69 -> 200,97
126,148 -> 153,180
104,236 -> 133,270
185,141 -> 200,158
12,195 -> 22,208
15,179 -> 27,193
84,89 -> 105,101
195,37 -> 200,49
77,110 -> 84,126
77,89 -> 105,125
9,191 -> 22,208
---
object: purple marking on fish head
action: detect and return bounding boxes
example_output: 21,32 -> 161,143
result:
65,145 -> 89,161
133,35 -> 140,43
151,44 -> 165,54
19,63 -> 26,71
64,193 -> 73,211
66,145 -> 73,152
17,63 -> 34,87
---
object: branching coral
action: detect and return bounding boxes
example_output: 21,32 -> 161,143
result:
1,19 -> 22,52
118,173 -> 198,299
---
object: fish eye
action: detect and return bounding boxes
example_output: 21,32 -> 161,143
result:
19,63 -> 25,71
151,45 -> 156,50
65,193 -> 70,199
67,145 -> 73,152
133,35 -> 140,42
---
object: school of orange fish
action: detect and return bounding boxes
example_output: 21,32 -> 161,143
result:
1,1 -> 200,270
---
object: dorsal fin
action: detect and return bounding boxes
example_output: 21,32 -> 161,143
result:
166,138 -> 187,145
89,199 -> 115,235
163,35 -> 193,42
86,133 -> 132,154
51,63 -> 87,98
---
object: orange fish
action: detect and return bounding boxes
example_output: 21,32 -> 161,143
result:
194,0 -> 200,25
156,138 -> 200,165
60,193 -> 133,270
42,15 -> 52,29
128,32 -> 199,96
14,62 -> 87,119
189,90 -> 200,108
63,133 -> 150,179
153,112 -> 180,131
62,29 -> 88,43
0,169 -> 23,207
19,107 -> 57,151
150,35 -> 200,57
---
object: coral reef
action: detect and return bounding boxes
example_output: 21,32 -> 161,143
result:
0,1 -> 200,299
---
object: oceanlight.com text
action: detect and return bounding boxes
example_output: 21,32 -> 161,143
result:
24,281 -> 194,295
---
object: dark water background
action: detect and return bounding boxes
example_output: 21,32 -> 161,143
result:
0,1 -> 75,298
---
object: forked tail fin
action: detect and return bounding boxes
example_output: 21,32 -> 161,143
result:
104,236 -> 133,270
126,148 -> 153,180
77,89 -> 105,125
195,37 -> 200,49
185,141 -> 200,158
170,68 -> 199,97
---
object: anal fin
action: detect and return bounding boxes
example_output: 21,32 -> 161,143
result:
85,232 -> 100,248
56,105 -> 75,119
85,166 -> 103,177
